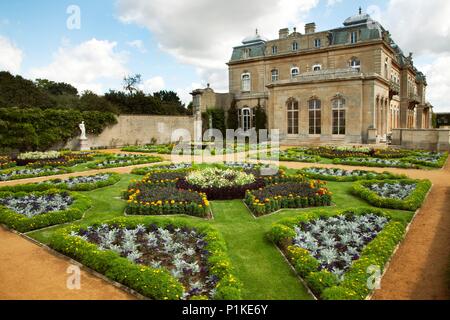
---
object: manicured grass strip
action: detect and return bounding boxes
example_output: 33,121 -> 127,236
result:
211,200 -> 313,300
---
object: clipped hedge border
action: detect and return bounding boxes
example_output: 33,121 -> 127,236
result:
351,179 -> 432,211
0,166 -> 73,182
405,152 -> 449,168
332,158 -> 417,169
121,145 -> 173,154
87,156 -> 163,169
0,189 -> 92,232
299,167 -> 407,182
0,173 -> 121,193
267,207 -> 406,300
48,216 -> 242,300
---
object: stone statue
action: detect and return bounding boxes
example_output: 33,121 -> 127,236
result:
79,121 -> 87,140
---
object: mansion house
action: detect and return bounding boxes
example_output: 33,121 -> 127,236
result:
191,9 -> 433,144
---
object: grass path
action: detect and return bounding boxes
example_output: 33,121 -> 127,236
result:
210,201 -> 312,300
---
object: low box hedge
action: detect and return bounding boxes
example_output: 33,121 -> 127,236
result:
87,155 -> 163,169
0,166 -> 72,182
299,167 -> 407,182
48,217 -> 242,300
0,173 -> 121,193
267,207 -> 406,300
351,179 -> 432,211
332,157 -> 417,169
0,189 -> 91,232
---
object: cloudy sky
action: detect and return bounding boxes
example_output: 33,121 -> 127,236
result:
0,0 -> 449,111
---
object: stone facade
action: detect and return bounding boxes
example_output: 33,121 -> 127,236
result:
192,9 -> 434,145
64,115 -> 195,150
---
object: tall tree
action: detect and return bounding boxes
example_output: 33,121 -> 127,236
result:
123,74 -> 142,95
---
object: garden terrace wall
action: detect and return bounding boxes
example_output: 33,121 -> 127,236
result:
63,115 -> 195,150
391,129 -> 450,152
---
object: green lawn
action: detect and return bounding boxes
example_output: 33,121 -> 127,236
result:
26,171 -> 415,300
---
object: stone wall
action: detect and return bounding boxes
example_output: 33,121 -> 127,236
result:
65,115 -> 195,150
391,128 -> 450,151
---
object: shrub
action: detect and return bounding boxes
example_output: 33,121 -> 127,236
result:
0,173 -> 121,193
351,179 -> 432,211
0,189 -> 91,232
305,270 -> 339,297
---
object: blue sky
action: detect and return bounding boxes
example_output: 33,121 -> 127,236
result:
0,0 -> 449,111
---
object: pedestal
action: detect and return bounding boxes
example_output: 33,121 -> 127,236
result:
79,138 -> 90,151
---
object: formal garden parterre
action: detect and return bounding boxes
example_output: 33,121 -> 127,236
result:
0,147 -> 436,300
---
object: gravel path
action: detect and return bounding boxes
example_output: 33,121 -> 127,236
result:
0,150 -> 449,300
0,227 -> 135,300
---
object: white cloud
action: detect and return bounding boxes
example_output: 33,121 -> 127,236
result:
373,0 -> 450,55
140,76 -> 165,94
28,38 -> 128,94
127,39 -> 147,53
326,0 -> 342,7
370,0 -> 450,111
116,0 -> 319,91
417,54 -> 450,112
0,35 -> 23,74
176,82 -> 202,106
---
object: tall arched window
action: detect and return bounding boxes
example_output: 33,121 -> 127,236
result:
271,69 -> 279,82
332,96 -> 346,135
350,58 -> 361,72
238,107 -> 252,131
287,98 -> 299,135
292,41 -> 298,51
291,67 -> 299,78
241,73 -> 251,92
309,98 -> 321,135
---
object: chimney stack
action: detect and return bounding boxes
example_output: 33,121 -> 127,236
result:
279,28 -> 289,39
305,23 -> 316,34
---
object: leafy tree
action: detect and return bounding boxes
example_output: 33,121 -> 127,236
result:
79,91 -> 119,114
153,90 -> 186,115
0,71 -> 56,109
123,74 -> 142,95
227,101 -> 239,130
35,79 -> 78,96
254,105 -> 267,130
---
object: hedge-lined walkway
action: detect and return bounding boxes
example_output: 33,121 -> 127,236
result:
0,150 -> 449,300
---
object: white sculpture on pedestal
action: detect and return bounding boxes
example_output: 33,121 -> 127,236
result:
78,121 -> 89,151
79,121 -> 87,140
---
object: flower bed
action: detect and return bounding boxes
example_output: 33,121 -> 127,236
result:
121,144 -> 174,154
49,217 -> 241,300
131,163 -> 192,175
244,181 -> 332,216
371,148 -> 411,159
0,167 -> 72,182
0,173 -> 121,193
17,151 -> 61,161
333,157 -> 417,168
300,167 -> 405,182
351,179 -> 432,211
24,152 -> 96,168
306,146 -> 369,159
0,156 -> 15,170
125,184 -> 210,218
0,189 -> 91,232
176,168 -> 266,200
405,151 -> 448,168
88,155 -> 162,169
267,208 -> 406,299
